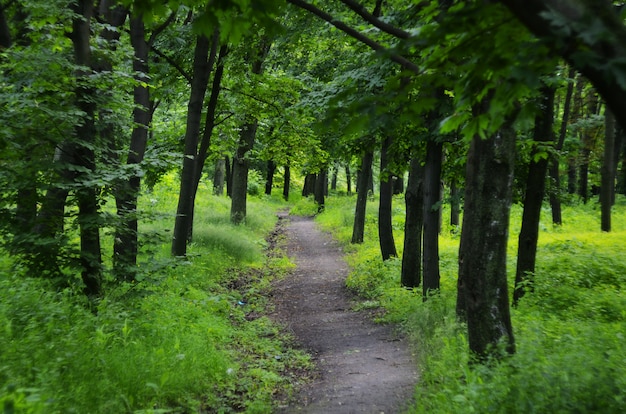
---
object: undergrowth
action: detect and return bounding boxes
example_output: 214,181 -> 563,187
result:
314,194 -> 626,413
0,173 -> 312,413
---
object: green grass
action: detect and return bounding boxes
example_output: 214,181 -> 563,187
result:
0,173 -> 311,413
313,194 -> 626,414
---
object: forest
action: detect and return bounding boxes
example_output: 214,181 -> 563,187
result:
1,0 -> 625,412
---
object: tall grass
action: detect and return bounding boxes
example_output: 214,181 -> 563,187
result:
314,194 -> 626,413
0,173 -> 311,413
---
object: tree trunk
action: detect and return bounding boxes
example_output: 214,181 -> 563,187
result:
601,108 -> 616,232
71,0 -> 102,297
229,39 -> 270,224
265,160 -> 276,195
302,173 -> 316,196
114,15 -> 151,282
423,139 -> 442,297
352,151 -> 374,244
401,156 -> 424,288
378,136 -> 397,260
171,34 -> 212,256
514,86 -> 555,305
231,121 -> 258,224
457,115 -> 516,361
213,158 -> 226,195
549,67 -> 575,225
188,42 -> 227,233
346,164 -> 352,194
567,157 -> 577,194
393,175 -> 404,195
331,164 -> 338,191
225,155 -> 232,197
449,179 -> 460,227
314,168 -> 327,212
283,164 -> 291,201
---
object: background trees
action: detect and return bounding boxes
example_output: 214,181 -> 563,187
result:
1,0 -> 625,375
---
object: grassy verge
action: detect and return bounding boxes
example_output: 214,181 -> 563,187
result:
314,194 -> 626,413
0,174 -> 312,413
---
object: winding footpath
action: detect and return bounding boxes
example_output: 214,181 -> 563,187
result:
271,214 -> 418,414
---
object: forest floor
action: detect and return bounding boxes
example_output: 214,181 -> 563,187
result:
269,213 -> 418,414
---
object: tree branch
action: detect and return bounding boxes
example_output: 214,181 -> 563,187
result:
337,0 -> 411,39
286,0 -> 421,74
150,45 -> 192,84
148,10 -> 177,47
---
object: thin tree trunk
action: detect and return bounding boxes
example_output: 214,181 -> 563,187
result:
352,151 -> 374,244
230,40 -> 270,224
346,164 -> 352,195
549,67 -> 575,225
71,0 -> 102,297
225,155 -> 232,197
231,121 -> 258,224
114,15 -> 151,281
378,136 -> 397,260
393,175 -> 404,194
457,113 -> 516,361
601,108 -> 616,232
514,86 -> 555,304
331,164 -> 338,191
423,139 -> 442,297
213,158 -> 226,195
401,156 -> 424,288
265,160 -> 276,195
171,34 -> 212,256
314,168 -> 327,212
283,164 -> 291,201
450,179 -> 460,227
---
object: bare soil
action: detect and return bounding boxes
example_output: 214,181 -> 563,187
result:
270,214 -> 418,414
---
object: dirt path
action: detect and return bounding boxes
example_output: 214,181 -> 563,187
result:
271,214 -> 418,414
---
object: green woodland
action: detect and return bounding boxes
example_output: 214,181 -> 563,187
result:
1,0 -> 626,412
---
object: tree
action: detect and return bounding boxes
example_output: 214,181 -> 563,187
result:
351,149 -> 374,244
401,155 -> 424,288
378,136 -> 397,260
172,31 -> 217,255
457,111 -> 517,360
497,0 -> 626,132
514,85 -> 556,304
230,39 -> 271,224
601,107 -> 617,231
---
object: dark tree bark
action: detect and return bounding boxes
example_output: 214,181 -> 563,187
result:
70,0 -> 102,297
549,67 -> 575,225
172,34 -> 213,256
213,158 -> 226,195
302,173 -> 316,196
601,108 -> 616,232
619,137 -> 626,195
514,86 -> 555,305
457,116 -> 516,361
352,151 -> 374,244
346,164 -> 352,194
314,168 -> 327,212
283,164 -> 291,200
401,156 -> 424,288
423,139 -> 442,296
265,160 -> 276,195
567,157 -> 577,194
449,179 -> 460,227
378,136 -> 397,260
225,155 -> 233,197
113,14 -> 151,282
231,121 -> 258,224
230,40 -> 270,224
